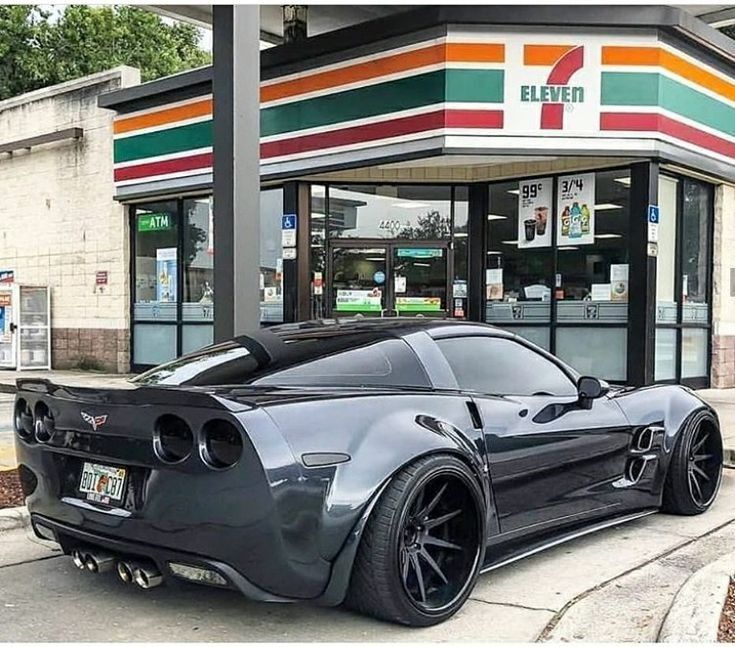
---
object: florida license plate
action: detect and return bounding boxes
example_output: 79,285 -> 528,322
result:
79,462 -> 127,505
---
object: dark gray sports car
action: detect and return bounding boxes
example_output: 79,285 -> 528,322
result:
14,319 -> 723,626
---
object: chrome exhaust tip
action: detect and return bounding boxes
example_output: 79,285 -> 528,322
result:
117,561 -> 134,584
84,551 -> 116,574
71,549 -> 86,570
133,565 -> 163,590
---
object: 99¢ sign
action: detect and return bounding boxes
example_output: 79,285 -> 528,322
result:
518,178 -> 553,249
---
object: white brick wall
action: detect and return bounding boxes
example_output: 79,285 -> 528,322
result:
0,67 -> 140,331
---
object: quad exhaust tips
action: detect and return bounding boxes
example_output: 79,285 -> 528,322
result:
71,549 -> 163,589
71,548 -> 117,573
117,560 -> 163,589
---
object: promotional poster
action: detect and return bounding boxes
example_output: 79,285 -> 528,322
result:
518,177 -> 553,248
557,172 -> 595,245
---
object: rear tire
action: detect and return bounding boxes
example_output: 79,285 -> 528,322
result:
662,410 -> 723,515
345,454 -> 485,626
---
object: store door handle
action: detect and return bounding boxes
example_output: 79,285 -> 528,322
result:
9,323 -> 16,333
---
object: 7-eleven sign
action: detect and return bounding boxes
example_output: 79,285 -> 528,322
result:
505,39 -> 599,136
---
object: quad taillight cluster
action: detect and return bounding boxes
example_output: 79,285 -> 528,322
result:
15,398 -> 244,470
154,414 -> 243,470
14,398 -> 55,444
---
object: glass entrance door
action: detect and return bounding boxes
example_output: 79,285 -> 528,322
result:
331,247 -> 387,316
329,243 -> 449,318
392,246 -> 448,317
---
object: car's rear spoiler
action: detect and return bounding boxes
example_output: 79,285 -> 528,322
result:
15,377 -> 245,411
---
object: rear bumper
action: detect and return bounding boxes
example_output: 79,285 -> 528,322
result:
31,514 -> 292,602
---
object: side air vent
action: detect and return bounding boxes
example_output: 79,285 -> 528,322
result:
625,456 -> 650,484
632,426 -> 655,453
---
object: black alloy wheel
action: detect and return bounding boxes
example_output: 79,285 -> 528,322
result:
346,454 -> 485,626
686,421 -> 721,508
399,474 -> 480,611
663,410 -> 723,515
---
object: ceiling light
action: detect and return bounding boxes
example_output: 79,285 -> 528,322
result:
414,262 -> 431,267
614,177 -> 631,187
391,202 -> 431,209
558,246 -> 580,250
365,257 -> 385,262
311,185 -> 326,196
311,212 -> 326,219
487,251 -> 502,255
454,232 -> 468,237
507,189 -> 520,195
595,233 -> 622,239
487,214 -> 507,220
501,240 -> 518,245
594,203 -> 622,211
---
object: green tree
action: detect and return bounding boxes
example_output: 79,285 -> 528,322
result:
0,5 -> 211,100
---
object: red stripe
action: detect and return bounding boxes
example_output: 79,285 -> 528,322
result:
114,152 -> 213,182
261,109 -> 504,159
600,112 -> 735,159
541,46 -> 584,130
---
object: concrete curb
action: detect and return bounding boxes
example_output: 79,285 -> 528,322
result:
0,505 -> 29,532
658,550 -> 735,642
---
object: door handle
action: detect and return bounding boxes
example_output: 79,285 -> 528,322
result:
9,323 -> 16,333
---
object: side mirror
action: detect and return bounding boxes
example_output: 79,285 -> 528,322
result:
577,376 -> 609,408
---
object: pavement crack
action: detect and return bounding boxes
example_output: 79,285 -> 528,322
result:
469,596 -> 557,614
0,553 -> 63,569
534,515 -> 735,642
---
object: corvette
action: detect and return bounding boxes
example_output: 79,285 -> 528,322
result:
14,319 -> 723,626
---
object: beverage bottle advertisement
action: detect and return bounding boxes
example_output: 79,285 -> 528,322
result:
557,172 -> 595,245
517,178 -> 553,249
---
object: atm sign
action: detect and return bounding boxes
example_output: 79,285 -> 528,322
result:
138,213 -> 173,232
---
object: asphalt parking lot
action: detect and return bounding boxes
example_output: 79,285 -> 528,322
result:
2,471 -> 735,642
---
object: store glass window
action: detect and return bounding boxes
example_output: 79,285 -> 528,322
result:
183,197 -> 214,352
654,175 -> 712,384
133,201 -> 179,366
328,185 -> 451,239
681,179 -> 711,326
260,188 -> 284,325
486,180 -> 553,349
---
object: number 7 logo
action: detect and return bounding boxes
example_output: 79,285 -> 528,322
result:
524,45 -> 585,130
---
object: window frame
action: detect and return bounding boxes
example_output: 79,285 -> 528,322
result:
433,333 -> 579,397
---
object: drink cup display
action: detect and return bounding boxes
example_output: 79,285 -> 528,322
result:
534,207 -> 548,236
524,218 -> 537,241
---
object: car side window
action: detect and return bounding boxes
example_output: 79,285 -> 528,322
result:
435,336 -> 577,397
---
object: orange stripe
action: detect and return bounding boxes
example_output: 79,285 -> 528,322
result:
261,42 -> 505,103
114,98 -> 212,134
602,46 -> 735,103
523,44 -> 574,66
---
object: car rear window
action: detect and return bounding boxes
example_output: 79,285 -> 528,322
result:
134,334 -> 430,388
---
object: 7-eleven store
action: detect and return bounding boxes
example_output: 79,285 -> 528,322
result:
99,6 -> 735,389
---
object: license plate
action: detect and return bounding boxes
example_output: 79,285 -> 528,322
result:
79,462 -> 127,505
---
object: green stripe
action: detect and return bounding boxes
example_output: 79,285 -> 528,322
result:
602,71 -> 735,137
261,69 -> 504,138
114,120 -> 212,164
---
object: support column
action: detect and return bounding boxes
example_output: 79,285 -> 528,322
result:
213,5 -> 261,341
468,184 -> 489,322
627,161 -> 659,386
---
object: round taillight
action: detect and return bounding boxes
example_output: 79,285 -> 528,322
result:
200,420 -> 243,470
153,414 -> 193,464
33,401 -> 55,443
14,399 -> 34,441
